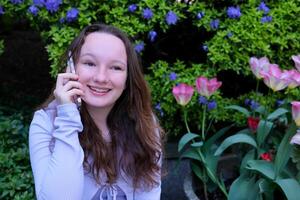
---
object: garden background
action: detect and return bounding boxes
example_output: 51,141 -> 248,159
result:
1,0 -> 300,199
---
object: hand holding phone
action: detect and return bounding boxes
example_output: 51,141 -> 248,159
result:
67,52 -> 82,108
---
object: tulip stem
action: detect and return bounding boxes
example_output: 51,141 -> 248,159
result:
202,106 -> 207,140
196,149 -> 228,198
184,110 -> 191,133
256,80 -> 260,94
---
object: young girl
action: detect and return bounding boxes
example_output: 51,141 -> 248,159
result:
29,24 -> 164,200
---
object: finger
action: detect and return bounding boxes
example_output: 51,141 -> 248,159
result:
63,81 -> 84,92
56,73 -> 79,88
67,89 -> 85,99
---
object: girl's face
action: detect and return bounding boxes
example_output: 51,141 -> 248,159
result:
76,32 -> 127,111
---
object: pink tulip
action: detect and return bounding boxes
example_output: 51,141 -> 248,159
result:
291,129 -> 300,145
292,101 -> 300,127
260,64 -> 290,91
172,83 -> 194,106
249,57 -> 270,79
284,69 -> 300,89
195,76 -> 222,98
292,55 -> 300,72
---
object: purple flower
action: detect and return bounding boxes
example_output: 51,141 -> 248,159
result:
155,103 -> 164,117
142,8 -> 153,19
207,101 -> 217,111
202,45 -> 208,52
244,98 -> 251,106
169,72 -> 177,81
250,100 -> 260,110
227,32 -> 233,38
28,5 -> 39,16
261,16 -> 272,23
66,8 -> 79,22
227,6 -> 241,19
10,0 -> 23,4
33,0 -> 44,7
258,2 -> 270,14
276,99 -> 285,107
166,11 -> 178,25
59,17 -> 65,23
210,19 -> 220,30
148,30 -> 157,42
128,4 -> 137,13
198,96 -> 208,105
44,0 -> 62,13
0,6 -> 4,15
134,42 -> 144,53
196,11 -> 205,20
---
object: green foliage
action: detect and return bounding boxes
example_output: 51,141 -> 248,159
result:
0,112 -> 34,199
215,103 -> 300,199
207,0 -> 300,75
0,40 -> 4,56
1,0 -> 300,137
1,0 -> 300,198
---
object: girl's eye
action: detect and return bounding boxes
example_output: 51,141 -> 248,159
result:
84,62 -> 95,67
111,66 -> 123,71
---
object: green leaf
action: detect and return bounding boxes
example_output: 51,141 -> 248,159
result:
214,134 -> 257,156
191,141 -> 204,147
257,178 -> 274,200
178,132 -> 199,152
228,173 -> 258,200
191,162 -> 205,181
267,108 -> 288,121
246,160 -> 275,180
274,123 -> 297,177
256,120 -> 273,147
240,149 -> 255,173
275,178 -> 300,200
181,148 -> 201,162
204,124 -> 233,151
225,105 -> 250,117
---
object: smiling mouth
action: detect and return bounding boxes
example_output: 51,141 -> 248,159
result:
88,86 -> 111,95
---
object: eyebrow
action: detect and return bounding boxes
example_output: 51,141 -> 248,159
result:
80,53 -> 127,66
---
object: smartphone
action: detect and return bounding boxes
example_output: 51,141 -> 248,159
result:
68,52 -> 82,108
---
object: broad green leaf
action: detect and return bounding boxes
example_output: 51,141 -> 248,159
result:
256,120 -> 273,147
226,105 -> 250,117
267,108 -> 288,121
240,149 -> 255,173
246,160 -> 275,180
214,134 -> 257,156
181,148 -> 201,162
191,141 -> 204,147
257,178 -> 274,200
191,162 -> 205,181
203,149 -> 219,176
228,173 -> 258,200
204,124 -> 233,151
275,178 -> 300,200
274,123 -> 297,177
178,132 -> 200,152
235,128 -> 252,135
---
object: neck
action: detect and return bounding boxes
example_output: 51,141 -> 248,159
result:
86,105 -> 112,141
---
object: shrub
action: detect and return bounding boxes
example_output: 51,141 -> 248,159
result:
0,0 -> 300,136
0,111 -> 34,199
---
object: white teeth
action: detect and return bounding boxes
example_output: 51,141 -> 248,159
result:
89,86 -> 110,93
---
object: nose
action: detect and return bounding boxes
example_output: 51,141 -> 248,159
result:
93,66 -> 109,83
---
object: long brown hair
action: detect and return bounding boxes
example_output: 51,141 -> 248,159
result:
40,24 -> 164,189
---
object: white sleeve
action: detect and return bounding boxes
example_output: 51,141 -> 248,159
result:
29,103 -> 84,200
